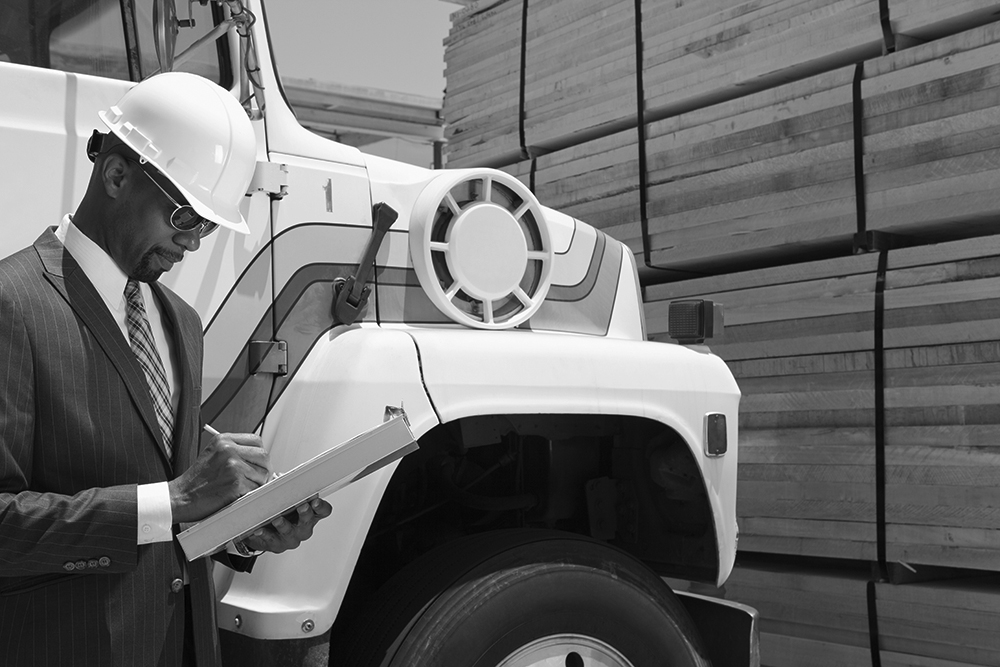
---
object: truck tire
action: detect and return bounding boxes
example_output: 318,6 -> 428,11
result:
335,529 -> 711,667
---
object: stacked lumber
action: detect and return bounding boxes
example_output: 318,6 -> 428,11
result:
863,20 -> 1000,242
443,0 -> 1000,169
520,0 -> 637,152
444,0 -> 524,167
876,573 -> 1000,666
639,0 -> 884,115
507,18 -> 1000,273
444,0 -> 885,168
499,60 -> 862,268
641,65 -> 859,273
882,236 -> 1000,571
443,0 -> 638,168
666,560 -> 1000,667
646,254 -> 881,560
646,235 -> 1000,571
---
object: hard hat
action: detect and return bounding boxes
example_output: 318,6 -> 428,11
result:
98,72 -> 257,234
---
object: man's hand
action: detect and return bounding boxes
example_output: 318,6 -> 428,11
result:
240,497 -> 333,555
169,432 -> 270,524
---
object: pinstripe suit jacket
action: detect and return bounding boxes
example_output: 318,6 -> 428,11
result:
0,229 -> 220,667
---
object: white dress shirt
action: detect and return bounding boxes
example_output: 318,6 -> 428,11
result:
56,215 -> 175,545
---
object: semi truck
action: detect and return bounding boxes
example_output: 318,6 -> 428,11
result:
0,1 -> 758,665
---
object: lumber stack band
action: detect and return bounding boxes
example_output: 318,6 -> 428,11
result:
666,559 -> 1000,667
444,0 -> 1000,170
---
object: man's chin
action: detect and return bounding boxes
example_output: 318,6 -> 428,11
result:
134,251 -> 180,282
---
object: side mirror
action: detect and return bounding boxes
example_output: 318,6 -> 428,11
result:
153,0 -> 178,72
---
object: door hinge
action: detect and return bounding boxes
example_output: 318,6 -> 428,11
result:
248,161 -> 289,199
248,340 -> 288,376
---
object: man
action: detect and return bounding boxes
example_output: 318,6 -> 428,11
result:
0,72 -> 331,666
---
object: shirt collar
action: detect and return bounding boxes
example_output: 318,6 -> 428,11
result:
57,214 -> 130,312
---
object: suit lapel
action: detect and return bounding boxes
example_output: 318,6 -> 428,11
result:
34,230 -> 172,468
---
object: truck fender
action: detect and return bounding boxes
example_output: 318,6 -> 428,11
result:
406,328 -> 742,586
214,326 -> 438,640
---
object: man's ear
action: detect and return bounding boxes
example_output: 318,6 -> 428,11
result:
101,153 -> 130,199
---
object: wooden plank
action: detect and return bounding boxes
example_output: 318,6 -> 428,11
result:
889,0 -> 1000,41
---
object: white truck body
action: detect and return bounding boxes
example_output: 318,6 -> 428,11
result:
0,2 -> 752,664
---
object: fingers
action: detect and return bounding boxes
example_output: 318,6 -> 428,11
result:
309,497 -> 333,519
171,432 -> 272,523
231,444 -> 271,483
212,432 -> 271,485
241,499 -> 333,555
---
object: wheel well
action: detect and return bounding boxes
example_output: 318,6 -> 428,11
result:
332,414 -> 719,642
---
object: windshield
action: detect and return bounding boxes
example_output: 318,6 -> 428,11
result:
0,0 -> 230,85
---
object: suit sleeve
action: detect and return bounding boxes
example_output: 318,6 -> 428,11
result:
0,277 -> 138,576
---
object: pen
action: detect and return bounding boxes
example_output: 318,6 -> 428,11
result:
203,423 -> 279,482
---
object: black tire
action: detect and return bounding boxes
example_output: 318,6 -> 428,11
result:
335,529 -> 711,667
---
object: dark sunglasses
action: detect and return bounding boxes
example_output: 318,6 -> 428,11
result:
129,160 -> 218,238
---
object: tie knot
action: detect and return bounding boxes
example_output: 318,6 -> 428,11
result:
124,278 -> 142,304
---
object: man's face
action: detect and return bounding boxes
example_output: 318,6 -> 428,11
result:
113,160 -> 203,283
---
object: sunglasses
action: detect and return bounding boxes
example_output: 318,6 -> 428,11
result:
129,160 -> 218,238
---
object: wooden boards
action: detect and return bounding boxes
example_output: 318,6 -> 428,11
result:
443,1 -> 1000,170
451,8 -> 1000,275
863,21 -> 1000,242
647,253 -> 882,561
645,234 -> 1000,572
883,236 -> 1000,570
444,0 -> 885,168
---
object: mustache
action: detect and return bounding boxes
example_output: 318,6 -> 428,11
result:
157,248 -> 184,263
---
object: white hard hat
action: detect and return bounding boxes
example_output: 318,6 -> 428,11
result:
99,72 -> 257,234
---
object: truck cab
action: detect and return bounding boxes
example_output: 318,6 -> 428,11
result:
0,2 -> 754,665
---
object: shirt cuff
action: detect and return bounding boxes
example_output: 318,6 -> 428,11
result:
227,539 -> 264,558
137,482 -> 173,544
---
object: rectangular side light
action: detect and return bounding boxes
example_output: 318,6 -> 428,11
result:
706,413 -> 727,457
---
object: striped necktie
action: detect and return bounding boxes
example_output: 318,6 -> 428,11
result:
124,279 -> 174,459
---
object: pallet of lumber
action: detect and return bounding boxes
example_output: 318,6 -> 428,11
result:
444,0 -> 1000,168
496,18 -> 1000,275
646,254 -> 881,560
644,235 -> 1000,569
882,236 -> 1000,571
444,0 -> 524,167
501,63 -> 862,272
446,0 -> 885,168
444,0 -> 638,168
666,559 -> 1000,667
642,64 -> 860,273
520,0 -> 637,152
640,0 -> 885,117
862,20 -> 1000,242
